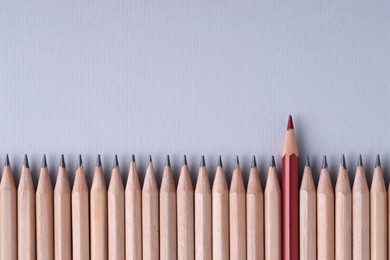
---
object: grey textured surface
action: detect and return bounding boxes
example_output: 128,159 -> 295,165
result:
0,0 -> 389,188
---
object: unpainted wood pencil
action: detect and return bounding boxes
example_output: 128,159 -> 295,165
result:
212,156 -> 229,259
317,156 -> 334,260
125,155 -> 142,260
160,155 -> 177,260
246,156 -> 264,260
108,155 -> 125,260
229,156 -> 246,260
194,156 -> 212,260
90,155 -> 108,260
299,156 -> 316,260
142,156 -> 159,260
177,155 -> 194,260
371,155 -> 387,260
264,156 -> 282,260
54,155 -> 72,260
0,155 -> 17,260
352,155 -> 369,260
17,155 -> 36,260
36,155 -> 54,260
72,155 -> 89,260
335,155 -> 352,260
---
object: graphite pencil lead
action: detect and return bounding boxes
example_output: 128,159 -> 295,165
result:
305,156 -> 310,167
200,155 -> 206,167
41,154 -> 47,168
358,154 -> 363,167
165,155 -> 171,166
287,115 -> 294,130
183,155 -> 187,166
341,154 -> 346,169
131,154 -> 136,163
96,154 -> 101,167
4,154 -> 10,166
149,154 -> 153,163
270,155 -> 276,167
235,155 -> 239,167
78,154 -> 83,167
322,155 -> 328,169
24,154 -> 29,168
60,154 -> 66,168
251,155 -> 257,168
375,154 -> 381,168
217,155 -> 223,167
113,154 -> 119,168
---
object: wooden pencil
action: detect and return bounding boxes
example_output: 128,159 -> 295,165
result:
90,155 -> 108,260
194,156 -> 212,260
229,156 -> 246,260
160,155 -> 177,260
371,155 -> 387,260
335,155 -> 352,260
212,156 -> 229,259
72,155 -> 89,260
299,156 -> 316,260
265,156 -> 282,260
177,155 -> 194,260
317,156 -> 334,260
36,155 -> 54,260
352,155 -> 369,260
54,155 -> 72,260
125,155 -> 142,260
17,155 -> 36,260
282,115 -> 299,260
142,155 -> 159,260
0,155 -> 17,260
108,155 -> 125,260
246,156 -> 264,260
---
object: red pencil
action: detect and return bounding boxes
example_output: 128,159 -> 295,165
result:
282,115 -> 299,260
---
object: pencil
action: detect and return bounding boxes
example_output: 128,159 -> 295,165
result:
317,156 -> 334,260
108,155 -> 125,260
212,155 -> 229,259
54,155 -> 72,260
352,155 -> 369,260
282,115 -> 299,260
194,156 -> 212,260
72,155 -> 89,260
265,156 -> 282,260
0,155 -> 17,260
160,155 -> 177,260
18,155 -> 36,260
36,155 -> 54,260
177,155 -> 194,260
142,155 -> 159,260
125,155 -> 142,260
90,155 -> 108,260
246,156 -> 264,260
371,155 -> 387,260
229,156 -> 246,260
335,155 -> 352,260
299,156 -> 316,260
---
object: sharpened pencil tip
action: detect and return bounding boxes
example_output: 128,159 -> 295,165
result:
41,154 -> 47,168
270,155 -> 276,167
217,155 -> 223,167
24,154 -> 29,168
341,154 -> 346,169
183,155 -> 187,165
235,155 -> 239,167
4,154 -> 9,166
251,155 -> 257,168
78,154 -> 82,167
305,156 -> 310,167
375,154 -> 381,168
113,155 -> 119,168
149,155 -> 152,163
322,155 -> 328,169
358,154 -> 363,167
200,155 -> 206,167
165,155 -> 171,166
60,154 -> 66,168
131,154 -> 136,163
96,154 -> 101,167
287,115 -> 294,130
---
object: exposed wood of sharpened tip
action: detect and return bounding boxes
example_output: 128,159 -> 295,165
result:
299,164 -> 316,260
160,161 -> 177,260
18,161 -> 36,260
352,164 -> 369,260
246,162 -> 264,260
212,163 -> 229,259
335,164 -> 352,260
0,162 -> 17,260
54,164 -> 72,260
371,163 -> 387,260
72,162 -> 90,260
125,159 -> 142,260
90,159 -> 108,260
142,161 -> 159,260
317,165 -> 334,260
108,164 -> 125,260
229,163 -> 246,260
177,162 -> 194,260
265,162 -> 282,260
194,163 -> 212,260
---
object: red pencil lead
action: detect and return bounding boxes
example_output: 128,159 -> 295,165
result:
287,115 -> 294,130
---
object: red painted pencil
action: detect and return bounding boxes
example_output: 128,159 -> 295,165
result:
282,115 -> 299,260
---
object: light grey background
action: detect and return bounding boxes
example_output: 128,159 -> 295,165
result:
0,0 -> 389,188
